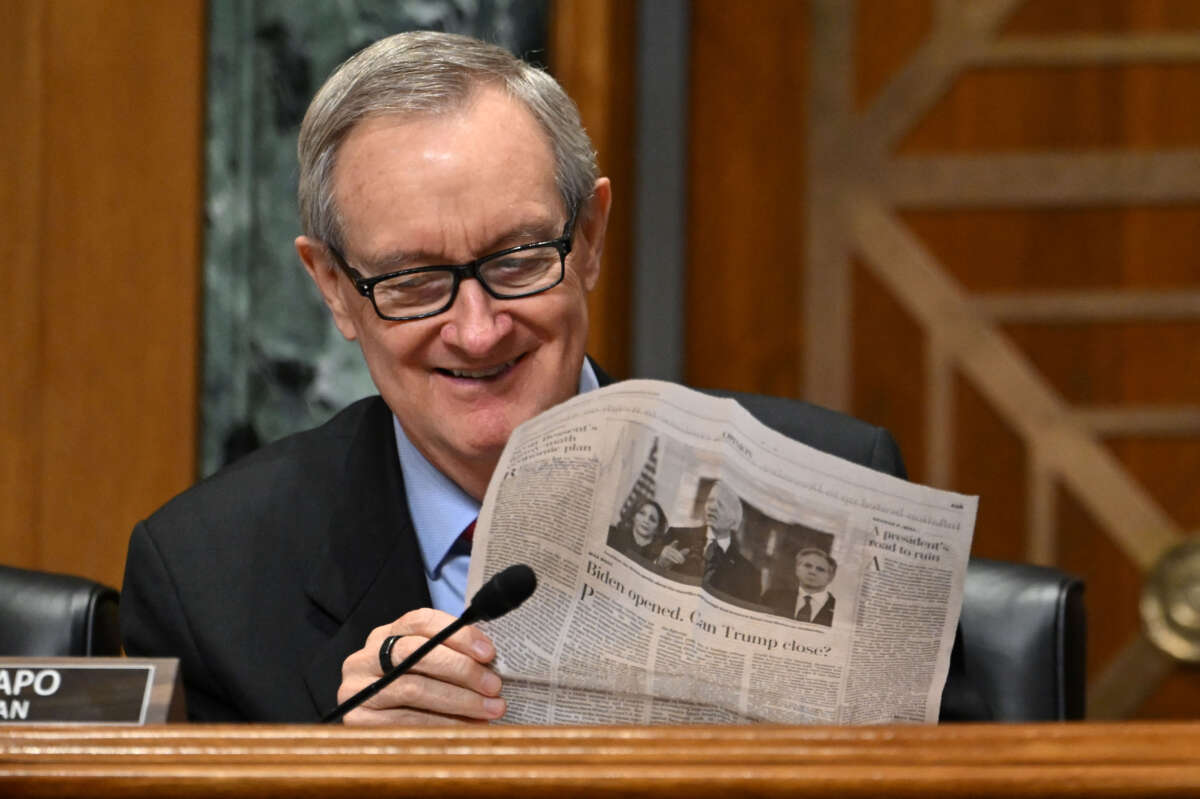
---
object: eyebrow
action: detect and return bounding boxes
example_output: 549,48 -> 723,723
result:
352,221 -> 562,275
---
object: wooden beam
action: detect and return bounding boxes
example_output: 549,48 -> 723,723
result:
885,152 -> 1200,208
980,34 -> 1200,66
1089,632 -> 1176,720
972,290 -> 1200,323
805,0 -> 856,409
1072,406 -> 1200,437
856,0 -> 1023,158
849,196 -> 1184,572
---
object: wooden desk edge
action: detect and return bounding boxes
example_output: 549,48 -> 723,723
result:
1,721 -> 1198,798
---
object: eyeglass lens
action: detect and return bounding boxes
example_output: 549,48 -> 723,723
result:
371,245 -> 563,318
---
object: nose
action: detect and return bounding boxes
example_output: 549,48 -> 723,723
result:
439,278 -> 513,357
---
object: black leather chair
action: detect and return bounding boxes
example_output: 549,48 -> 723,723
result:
944,558 -> 1086,721
0,565 -> 121,656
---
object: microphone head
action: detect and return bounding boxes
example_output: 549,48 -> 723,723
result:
465,564 -> 537,622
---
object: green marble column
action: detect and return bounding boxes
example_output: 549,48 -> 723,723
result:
203,0 -> 548,476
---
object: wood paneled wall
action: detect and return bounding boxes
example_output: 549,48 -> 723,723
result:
551,0 -> 637,379
0,1 -> 204,591
687,0 -> 1200,718
687,1 -> 809,398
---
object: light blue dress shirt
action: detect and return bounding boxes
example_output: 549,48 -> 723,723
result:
394,361 -> 600,615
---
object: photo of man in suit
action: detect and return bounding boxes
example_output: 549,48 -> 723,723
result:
657,481 -> 759,601
119,30 -> 928,725
765,548 -> 837,626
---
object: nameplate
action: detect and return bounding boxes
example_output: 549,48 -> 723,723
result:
0,658 -> 183,724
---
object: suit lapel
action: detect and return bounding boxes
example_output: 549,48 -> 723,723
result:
590,357 -> 614,387
816,595 -> 835,625
301,397 -> 432,717
300,360 -> 608,717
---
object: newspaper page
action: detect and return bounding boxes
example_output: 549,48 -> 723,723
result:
465,380 -> 978,725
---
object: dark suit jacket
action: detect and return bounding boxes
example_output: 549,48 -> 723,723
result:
764,588 -> 835,627
606,525 -> 665,563
121,396 -> 427,721
658,525 -> 704,578
121,372 -> 941,722
660,525 -> 759,601
704,538 -> 760,601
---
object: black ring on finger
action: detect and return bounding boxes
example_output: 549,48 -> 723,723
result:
378,634 -> 403,673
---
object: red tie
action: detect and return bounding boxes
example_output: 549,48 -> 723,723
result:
460,519 -> 476,548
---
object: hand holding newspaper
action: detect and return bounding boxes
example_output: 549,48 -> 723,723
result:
466,381 -> 978,725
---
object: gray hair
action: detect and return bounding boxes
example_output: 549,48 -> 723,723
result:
709,481 -> 744,531
297,30 -> 598,249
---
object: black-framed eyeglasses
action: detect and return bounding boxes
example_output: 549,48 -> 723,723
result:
324,209 -> 577,321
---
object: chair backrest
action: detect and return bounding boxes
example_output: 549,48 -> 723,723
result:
951,558 -> 1087,721
0,565 -> 121,656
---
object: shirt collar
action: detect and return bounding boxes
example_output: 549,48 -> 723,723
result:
705,528 -> 733,552
395,359 -> 600,579
796,589 -> 831,615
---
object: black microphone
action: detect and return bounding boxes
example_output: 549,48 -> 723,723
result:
461,563 -> 537,623
321,564 -> 537,723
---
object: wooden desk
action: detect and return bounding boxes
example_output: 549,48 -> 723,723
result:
1,722 -> 1198,797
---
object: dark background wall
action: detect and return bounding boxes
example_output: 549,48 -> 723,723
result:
201,0 -> 550,477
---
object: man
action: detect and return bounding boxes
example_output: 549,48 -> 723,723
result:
657,481 -> 759,601
765,548 -> 837,626
123,31 -> 610,724
121,31 -> 929,724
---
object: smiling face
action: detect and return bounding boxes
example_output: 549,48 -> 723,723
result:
795,551 -> 835,593
297,87 -> 611,498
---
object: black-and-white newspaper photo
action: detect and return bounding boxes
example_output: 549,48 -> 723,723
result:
467,380 -> 978,725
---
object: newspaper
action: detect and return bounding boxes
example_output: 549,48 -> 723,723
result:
465,380 -> 978,725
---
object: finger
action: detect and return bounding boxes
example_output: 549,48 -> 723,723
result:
349,631 -> 501,698
342,671 -> 507,721
385,608 -> 497,664
343,704 -> 489,726
385,635 -> 503,697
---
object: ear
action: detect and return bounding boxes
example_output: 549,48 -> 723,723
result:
295,235 -> 360,342
573,177 -> 611,293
